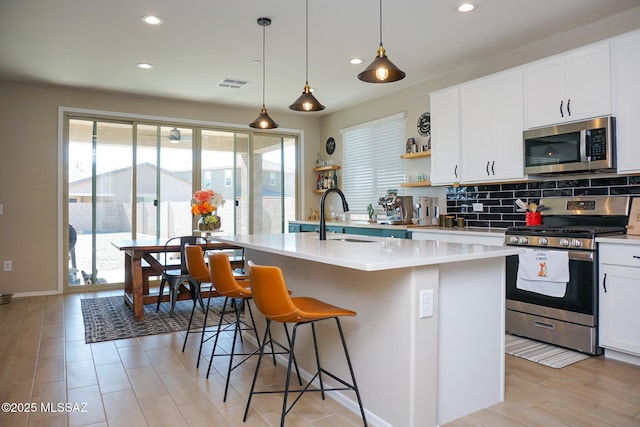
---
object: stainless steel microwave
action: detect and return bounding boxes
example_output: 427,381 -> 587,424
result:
523,116 -> 616,174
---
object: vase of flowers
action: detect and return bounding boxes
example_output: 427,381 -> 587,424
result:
191,189 -> 225,231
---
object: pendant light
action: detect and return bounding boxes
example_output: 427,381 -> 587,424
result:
249,17 -> 279,129
289,0 -> 325,112
169,127 -> 181,143
358,0 -> 406,83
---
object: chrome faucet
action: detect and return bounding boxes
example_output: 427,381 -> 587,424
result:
319,188 -> 349,240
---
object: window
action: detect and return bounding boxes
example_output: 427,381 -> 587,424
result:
224,170 -> 232,187
341,112 -> 406,213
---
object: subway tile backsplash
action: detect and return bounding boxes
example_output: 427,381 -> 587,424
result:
446,175 -> 640,228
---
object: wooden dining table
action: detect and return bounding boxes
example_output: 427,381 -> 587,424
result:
111,238 -> 242,321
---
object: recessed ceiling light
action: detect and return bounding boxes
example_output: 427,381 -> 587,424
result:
141,15 -> 163,25
136,63 -> 154,69
350,58 -> 363,65
457,3 -> 475,13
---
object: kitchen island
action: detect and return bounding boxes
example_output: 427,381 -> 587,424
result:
213,232 -> 523,427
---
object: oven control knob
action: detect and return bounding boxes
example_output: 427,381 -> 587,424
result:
572,239 -> 582,248
509,236 -> 520,244
559,238 -> 570,247
518,236 -> 529,245
539,237 -> 548,246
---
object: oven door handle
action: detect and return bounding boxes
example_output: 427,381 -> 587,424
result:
567,250 -> 594,262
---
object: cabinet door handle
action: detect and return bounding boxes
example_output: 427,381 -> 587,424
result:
454,164 -> 458,178
603,272 -> 607,293
567,99 -> 571,116
560,100 -> 564,117
491,160 -> 495,175
486,161 -> 490,175
633,255 -> 640,259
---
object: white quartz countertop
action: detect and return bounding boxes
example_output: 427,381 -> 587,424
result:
596,234 -> 640,245
212,233 -> 523,271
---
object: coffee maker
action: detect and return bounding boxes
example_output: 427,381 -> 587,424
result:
415,196 -> 439,225
378,190 -> 413,225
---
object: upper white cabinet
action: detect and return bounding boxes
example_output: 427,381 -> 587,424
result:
430,87 -> 461,185
524,42 -> 612,129
460,69 -> 525,183
612,29 -> 640,174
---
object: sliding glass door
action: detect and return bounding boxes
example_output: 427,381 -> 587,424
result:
252,134 -> 297,234
67,119 -> 133,286
136,125 -> 194,239
64,114 -> 297,291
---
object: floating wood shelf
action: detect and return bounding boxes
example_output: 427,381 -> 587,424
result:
400,151 -> 431,159
313,188 -> 340,194
313,165 -> 341,172
400,182 -> 431,187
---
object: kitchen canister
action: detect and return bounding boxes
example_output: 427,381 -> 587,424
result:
444,215 -> 455,228
456,217 -> 466,228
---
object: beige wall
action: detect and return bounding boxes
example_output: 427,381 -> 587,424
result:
1,6 -> 638,296
0,81 -> 320,295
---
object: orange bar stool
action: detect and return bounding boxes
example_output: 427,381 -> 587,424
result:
244,261 -> 367,427
206,253 -> 300,402
181,244 -> 222,367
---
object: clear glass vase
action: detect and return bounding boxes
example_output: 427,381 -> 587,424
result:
198,214 -> 221,231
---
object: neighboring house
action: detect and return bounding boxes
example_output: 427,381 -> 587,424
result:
68,161 -> 295,233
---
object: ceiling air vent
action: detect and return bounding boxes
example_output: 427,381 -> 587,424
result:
217,78 -> 249,89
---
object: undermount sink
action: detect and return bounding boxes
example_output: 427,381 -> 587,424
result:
330,237 -> 376,243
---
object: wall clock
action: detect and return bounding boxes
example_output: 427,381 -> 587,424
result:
326,137 -> 336,155
417,112 -> 431,137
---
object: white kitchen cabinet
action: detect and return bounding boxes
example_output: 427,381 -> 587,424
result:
430,87 -> 461,185
525,42 -> 611,129
612,29 -> 640,174
598,241 -> 640,362
460,69 -> 525,183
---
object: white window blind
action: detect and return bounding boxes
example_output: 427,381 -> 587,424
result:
340,112 -> 406,213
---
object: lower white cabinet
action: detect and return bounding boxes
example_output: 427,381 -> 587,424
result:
598,242 -> 640,360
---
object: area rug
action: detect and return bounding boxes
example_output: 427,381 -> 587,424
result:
81,295 -> 234,344
505,334 -> 590,368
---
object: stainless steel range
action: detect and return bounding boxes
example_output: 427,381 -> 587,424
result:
504,196 -> 630,355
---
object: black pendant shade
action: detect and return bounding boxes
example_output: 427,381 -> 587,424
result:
358,44 -> 406,83
358,0 -> 405,83
289,83 -> 325,111
249,106 -> 279,129
249,17 -> 278,129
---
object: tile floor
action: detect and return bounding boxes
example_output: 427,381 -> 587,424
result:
0,290 -> 363,427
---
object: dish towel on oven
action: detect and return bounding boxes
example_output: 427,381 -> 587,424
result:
516,249 -> 569,297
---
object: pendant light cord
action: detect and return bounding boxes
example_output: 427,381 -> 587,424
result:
261,23 -> 266,107
305,0 -> 309,84
379,0 -> 383,46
